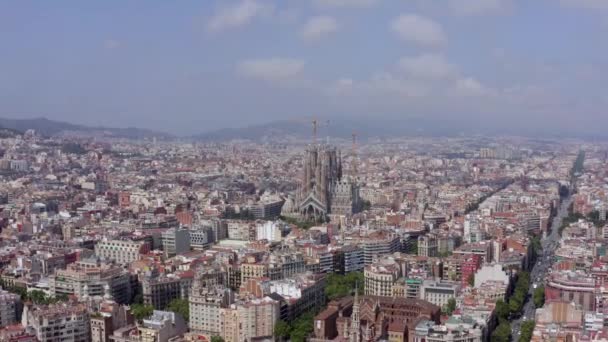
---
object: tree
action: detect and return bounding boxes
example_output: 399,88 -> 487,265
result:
509,296 -> 522,315
274,320 -> 291,341
290,312 -> 315,342
61,143 -> 87,155
442,298 -> 457,315
362,200 -> 372,211
325,272 -> 364,301
54,293 -> 69,302
533,286 -> 545,308
405,240 -> 418,255
519,320 -> 535,342
210,337 -> 224,342
132,293 -> 143,304
467,274 -> 475,287
530,236 -> 542,254
131,304 -> 154,322
494,299 -> 509,321
167,298 -> 189,322
28,290 -> 49,304
491,321 -> 511,342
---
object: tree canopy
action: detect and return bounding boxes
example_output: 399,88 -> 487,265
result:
274,320 -> 291,341
533,286 -> 545,308
509,272 -> 530,316
491,321 -> 511,342
442,298 -> 457,315
167,298 -> 189,322
325,272 -> 364,301
131,303 -> 154,322
519,320 -> 535,342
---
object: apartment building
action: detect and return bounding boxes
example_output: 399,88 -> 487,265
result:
189,284 -> 234,335
0,289 -> 21,327
219,297 -> 279,342
161,228 -> 191,257
420,280 -> 460,308
365,260 -> 401,297
22,303 -> 91,342
94,239 -> 149,264
49,257 -> 133,304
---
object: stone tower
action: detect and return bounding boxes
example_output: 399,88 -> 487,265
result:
349,286 -> 361,342
294,144 -> 361,221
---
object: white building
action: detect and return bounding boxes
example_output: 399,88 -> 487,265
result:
23,303 -> 90,342
139,311 -> 188,342
94,239 -> 147,264
420,280 -> 460,308
256,221 -> 282,242
474,264 -> 509,288
464,214 -> 486,243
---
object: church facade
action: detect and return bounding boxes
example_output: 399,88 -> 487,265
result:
283,144 -> 361,221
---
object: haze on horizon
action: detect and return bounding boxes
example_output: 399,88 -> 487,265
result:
1,0 -> 607,136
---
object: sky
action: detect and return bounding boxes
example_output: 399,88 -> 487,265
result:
0,0 -> 607,136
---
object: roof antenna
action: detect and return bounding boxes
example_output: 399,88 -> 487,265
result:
326,120 -> 330,145
312,119 -> 318,145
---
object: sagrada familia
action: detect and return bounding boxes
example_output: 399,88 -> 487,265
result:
283,143 -> 362,221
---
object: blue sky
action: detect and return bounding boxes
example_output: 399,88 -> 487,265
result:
1,0 -> 607,135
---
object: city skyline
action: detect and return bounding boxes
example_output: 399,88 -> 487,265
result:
2,1 -> 607,135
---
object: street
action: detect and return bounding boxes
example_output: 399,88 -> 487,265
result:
510,196 -> 573,338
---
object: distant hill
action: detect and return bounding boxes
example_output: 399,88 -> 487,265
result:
0,127 -> 22,139
193,118 -> 473,142
0,117 -> 173,139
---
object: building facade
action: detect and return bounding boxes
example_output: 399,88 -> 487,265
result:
22,303 -> 91,342
94,239 -> 149,264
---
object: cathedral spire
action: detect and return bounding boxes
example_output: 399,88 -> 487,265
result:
349,282 -> 361,342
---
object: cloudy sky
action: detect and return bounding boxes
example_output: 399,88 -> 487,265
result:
1,0 -> 607,135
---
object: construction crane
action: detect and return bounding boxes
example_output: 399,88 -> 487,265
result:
352,132 -> 358,177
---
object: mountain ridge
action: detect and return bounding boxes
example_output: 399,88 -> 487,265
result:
0,117 -> 173,139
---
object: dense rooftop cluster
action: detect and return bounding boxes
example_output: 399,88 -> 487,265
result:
0,130 -> 603,342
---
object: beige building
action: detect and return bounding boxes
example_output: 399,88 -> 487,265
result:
240,261 -> 269,284
189,283 -> 234,335
220,297 -> 279,342
110,311 -> 187,342
364,260 -> 401,297
91,299 -> 133,342
49,257 -> 133,304
139,311 -> 187,342
418,234 -> 438,257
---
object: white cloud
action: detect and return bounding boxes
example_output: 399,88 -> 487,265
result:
313,0 -> 380,8
451,77 -> 494,97
560,0 -> 608,9
103,39 -> 120,50
448,0 -> 506,16
391,14 -> 447,47
301,16 -> 338,41
207,0 -> 271,33
398,54 -> 458,79
237,58 -> 305,82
